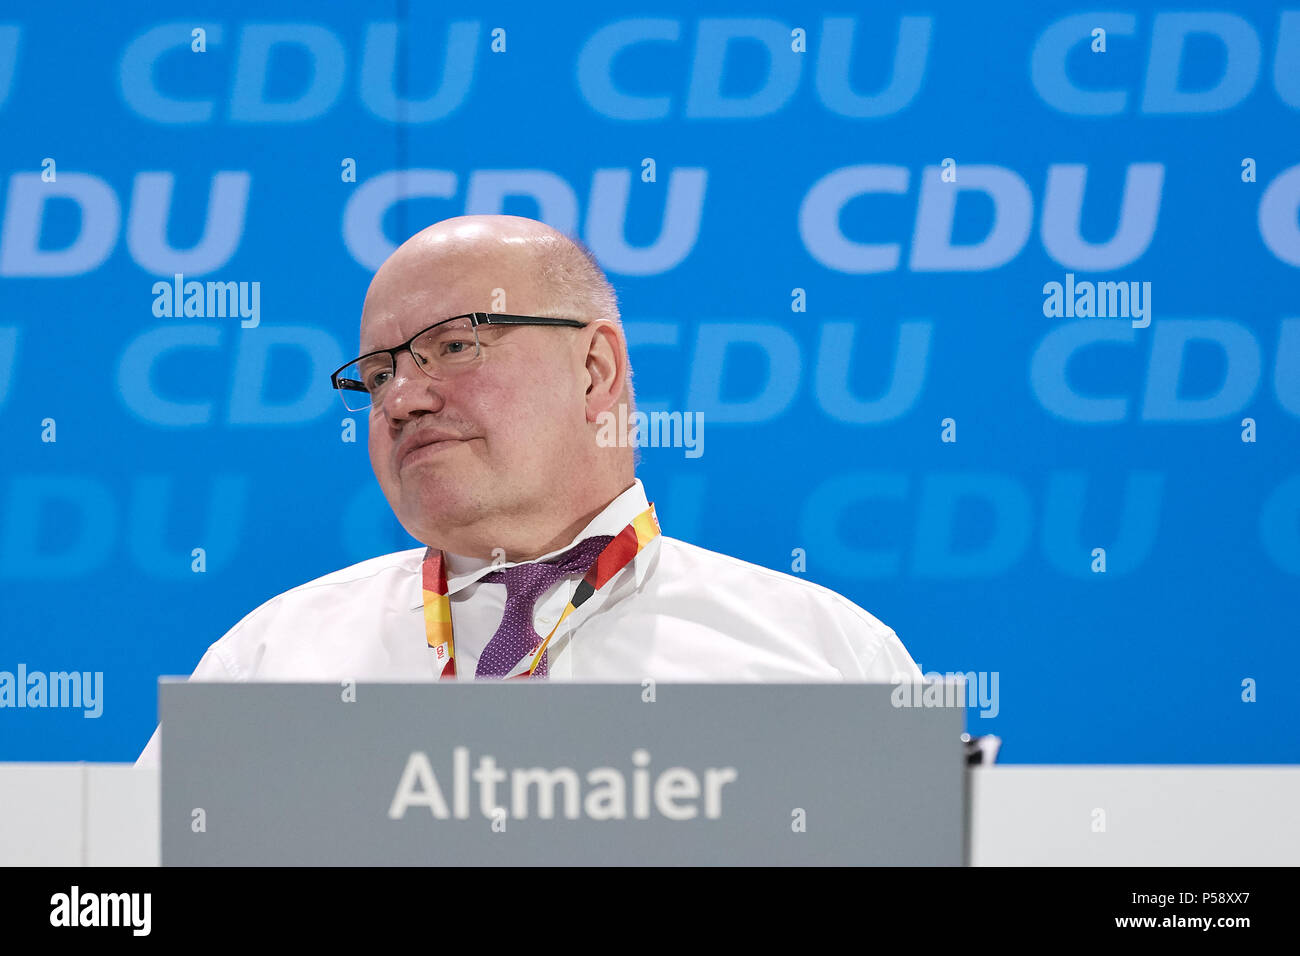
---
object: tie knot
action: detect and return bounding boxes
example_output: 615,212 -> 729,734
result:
473,534 -> 614,680
481,534 -> 614,600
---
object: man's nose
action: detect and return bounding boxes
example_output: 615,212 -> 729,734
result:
378,352 -> 446,420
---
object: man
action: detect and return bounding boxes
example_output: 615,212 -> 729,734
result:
136,214 -> 920,766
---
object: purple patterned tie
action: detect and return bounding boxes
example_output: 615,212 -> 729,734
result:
474,535 -> 614,679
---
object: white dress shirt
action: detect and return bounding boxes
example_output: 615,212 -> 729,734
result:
136,478 -> 920,766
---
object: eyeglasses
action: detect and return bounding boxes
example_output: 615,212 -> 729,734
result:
330,312 -> 589,412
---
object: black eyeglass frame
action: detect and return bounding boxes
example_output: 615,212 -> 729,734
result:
330,312 -> 590,398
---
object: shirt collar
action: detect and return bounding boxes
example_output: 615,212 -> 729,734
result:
410,478 -> 657,608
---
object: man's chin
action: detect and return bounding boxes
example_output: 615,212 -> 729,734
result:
397,487 -> 479,538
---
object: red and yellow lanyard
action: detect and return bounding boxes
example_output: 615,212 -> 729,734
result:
421,504 -> 660,679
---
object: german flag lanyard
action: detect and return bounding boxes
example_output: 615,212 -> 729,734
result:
421,504 -> 660,680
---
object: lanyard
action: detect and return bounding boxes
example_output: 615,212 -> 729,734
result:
421,504 -> 660,679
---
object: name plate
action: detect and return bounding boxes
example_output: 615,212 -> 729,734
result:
160,681 -> 966,865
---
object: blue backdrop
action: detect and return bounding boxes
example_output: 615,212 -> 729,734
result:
1,2 -> 1296,762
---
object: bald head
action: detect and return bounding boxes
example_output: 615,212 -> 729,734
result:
371,215 -> 617,322
358,215 -> 637,558
510,222 -> 621,325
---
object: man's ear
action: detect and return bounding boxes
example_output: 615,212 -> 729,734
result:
583,322 -> 626,422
